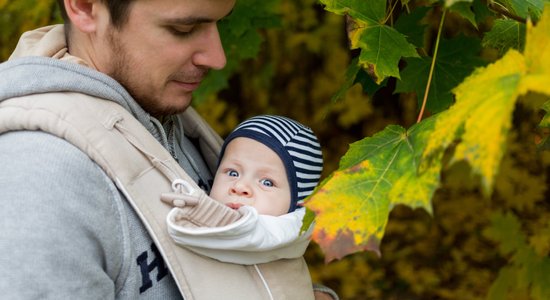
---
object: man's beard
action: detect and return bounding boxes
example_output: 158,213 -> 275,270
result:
106,30 -> 180,117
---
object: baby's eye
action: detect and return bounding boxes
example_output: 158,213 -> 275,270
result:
260,179 -> 274,187
227,170 -> 239,177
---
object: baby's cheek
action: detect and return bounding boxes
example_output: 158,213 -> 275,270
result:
209,184 -> 224,201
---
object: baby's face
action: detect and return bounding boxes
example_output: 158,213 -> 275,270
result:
210,137 -> 291,216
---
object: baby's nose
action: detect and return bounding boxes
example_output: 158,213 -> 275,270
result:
230,181 -> 252,197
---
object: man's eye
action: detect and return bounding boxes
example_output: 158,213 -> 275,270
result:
228,170 -> 239,177
260,179 -> 274,187
169,27 -> 193,37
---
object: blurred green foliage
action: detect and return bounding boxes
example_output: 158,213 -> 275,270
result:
1,1 -> 549,299
0,0 -> 61,60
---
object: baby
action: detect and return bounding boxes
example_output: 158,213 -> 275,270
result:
166,115 -> 323,264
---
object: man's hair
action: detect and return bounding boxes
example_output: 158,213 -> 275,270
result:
56,0 -> 136,29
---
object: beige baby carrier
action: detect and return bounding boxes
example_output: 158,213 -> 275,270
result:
0,92 -> 315,300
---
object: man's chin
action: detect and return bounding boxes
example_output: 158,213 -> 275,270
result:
144,99 -> 193,118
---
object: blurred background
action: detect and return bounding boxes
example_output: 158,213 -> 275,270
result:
2,1 -> 549,299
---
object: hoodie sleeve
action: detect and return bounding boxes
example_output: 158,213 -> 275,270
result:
0,131 -> 127,299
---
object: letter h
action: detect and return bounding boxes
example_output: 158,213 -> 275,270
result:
136,243 -> 169,293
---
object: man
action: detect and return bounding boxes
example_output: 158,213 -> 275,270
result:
0,0 -> 336,299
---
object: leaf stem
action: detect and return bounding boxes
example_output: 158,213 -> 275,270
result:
383,0 -> 400,25
417,8 -> 446,123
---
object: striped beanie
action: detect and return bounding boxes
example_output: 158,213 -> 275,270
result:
219,115 -> 323,213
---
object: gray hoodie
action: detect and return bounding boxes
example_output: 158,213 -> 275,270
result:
0,25 -> 213,299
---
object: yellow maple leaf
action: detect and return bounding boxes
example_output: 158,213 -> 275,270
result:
422,50 -> 526,195
423,5 -> 550,196
520,7 -> 550,95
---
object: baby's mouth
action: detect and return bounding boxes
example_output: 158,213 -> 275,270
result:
226,202 -> 244,210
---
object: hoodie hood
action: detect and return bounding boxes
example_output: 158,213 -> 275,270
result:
0,25 -> 165,144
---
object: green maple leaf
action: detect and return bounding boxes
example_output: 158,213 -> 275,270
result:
319,0 -> 419,84
448,0 -> 477,28
484,212 -> 526,255
445,0 -> 473,7
496,0 -> 545,20
541,100 -> 550,127
483,19 -> 526,55
488,267 -> 518,300
352,21 -> 419,84
394,6 -> 430,49
472,0 -> 495,25
331,57 -> 362,102
320,0 -> 385,20
530,258 -> 550,299
483,212 -> 525,299
537,100 -> 550,150
193,0 -> 280,102
305,117 -> 440,262
517,247 -> 550,300
395,35 -> 485,113
485,212 -> 550,300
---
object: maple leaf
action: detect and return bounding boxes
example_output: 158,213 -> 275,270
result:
472,0 -> 495,24
484,212 -> 526,299
421,50 -> 525,196
522,7 -> 550,151
537,100 -> 550,149
422,5 -> 550,196
394,6 -> 430,48
445,0 -> 473,7
305,117 -> 440,262
541,100 -> 550,128
448,1 -> 477,28
307,2 -> 550,265
193,0 -> 280,102
513,245 -> 550,300
319,0 -> 419,84
485,212 -> 550,300
483,212 -> 526,256
487,267 -> 518,300
331,57 -> 361,102
519,6 -> 550,96
482,19 -> 526,55
495,0 -> 545,21
396,35 -> 485,113
529,221 -> 550,257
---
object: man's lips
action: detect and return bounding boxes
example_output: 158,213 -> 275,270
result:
170,69 -> 208,92
171,80 -> 201,92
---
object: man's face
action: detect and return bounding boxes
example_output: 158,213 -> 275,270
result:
210,137 -> 292,216
97,0 -> 235,116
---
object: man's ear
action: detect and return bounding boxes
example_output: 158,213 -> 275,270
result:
63,0 -> 99,33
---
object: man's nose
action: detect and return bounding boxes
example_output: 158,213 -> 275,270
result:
192,24 -> 227,70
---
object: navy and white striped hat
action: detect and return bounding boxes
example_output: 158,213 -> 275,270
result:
219,115 -> 323,213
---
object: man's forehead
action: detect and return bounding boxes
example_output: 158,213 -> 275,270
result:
137,0 -> 234,24
140,0 -> 235,15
